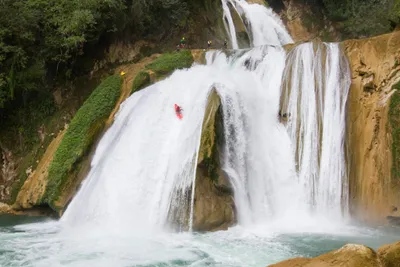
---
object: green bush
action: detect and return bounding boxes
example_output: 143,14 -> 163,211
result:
145,50 -> 194,75
390,80 -> 400,180
43,75 -> 122,209
131,71 -> 150,95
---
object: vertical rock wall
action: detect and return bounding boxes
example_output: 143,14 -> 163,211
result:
344,31 -> 400,225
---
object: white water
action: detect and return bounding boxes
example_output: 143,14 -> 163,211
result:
281,43 -> 351,220
0,1 -> 369,266
62,0 -> 351,234
62,45 -> 297,231
221,0 -> 293,48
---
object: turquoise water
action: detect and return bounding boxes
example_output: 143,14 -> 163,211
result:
0,215 -> 399,267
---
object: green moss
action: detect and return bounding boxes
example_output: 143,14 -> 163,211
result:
43,75 -> 122,209
203,149 -> 219,183
145,50 -> 193,75
131,71 -> 151,95
390,81 -> 400,180
201,96 -> 224,183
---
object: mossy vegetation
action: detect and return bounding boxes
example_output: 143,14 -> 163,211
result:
43,75 -> 122,209
198,91 -> 224,183
203,145 -> 219,183
390,80 -> 400,180
145,50 -> 194,75
131,50 -> 194,95
131,71 -> 151,95
204,105 -> 224,183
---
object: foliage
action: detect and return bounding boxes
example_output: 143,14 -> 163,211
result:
0,0 -> 199,110
145,50 -> 194,75
43,75 -> 122,209
321,0 -> 400,38
131,71 -> 151,95
0,0 -> 125,108
129,0 -> 190,37
131,50 -> 194,95
389,81 -> 400,180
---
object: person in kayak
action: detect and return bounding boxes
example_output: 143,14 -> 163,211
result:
175,104 -> 183,114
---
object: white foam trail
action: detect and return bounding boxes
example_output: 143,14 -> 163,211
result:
282,43 -> 351,221
221,0 -> 293,47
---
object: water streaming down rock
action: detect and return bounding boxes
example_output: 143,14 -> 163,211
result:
62,1 -> 351,233
62,47 -> 298,231
221,0 -> 293,48
61,75 -> 208,232
280,42 -> 351,220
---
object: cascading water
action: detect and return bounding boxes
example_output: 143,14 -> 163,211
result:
1,1 -> 397,267
62,46 -> 299,231
63,0 -> 350,231
221,0 -> 293,47
206,47 -> 300,227
280,43 -> 351,221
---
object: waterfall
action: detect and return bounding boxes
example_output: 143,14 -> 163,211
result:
280,43 -> 351,219
62,1 -> 351,232
221,0 -> 293,47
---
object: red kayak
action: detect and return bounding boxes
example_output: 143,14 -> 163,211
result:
174,104 -> 183,120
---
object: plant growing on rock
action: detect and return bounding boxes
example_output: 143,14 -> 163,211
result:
43,75 -> 122,210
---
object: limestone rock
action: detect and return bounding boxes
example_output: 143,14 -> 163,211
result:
378,241 -> 400,267
192,89 -> 236,231
269,241 -> 400,267
278,0 -> 340,43
269,244 -> 379,267
344,30 -> 400,225
14,130 -> 66,210
247,0 -> 267,6
362,74 -> 376,92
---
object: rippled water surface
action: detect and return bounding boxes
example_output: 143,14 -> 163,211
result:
0,215 -> 399,267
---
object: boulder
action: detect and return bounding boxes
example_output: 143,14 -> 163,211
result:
378,241 -> 400,267
269,244 -> 379,267
269,241 -> 400,267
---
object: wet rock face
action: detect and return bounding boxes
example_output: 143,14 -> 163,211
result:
269,241 -> 400,267
192,89 -> 236,232
192,166 -> 235,231
344,31 -> 400,225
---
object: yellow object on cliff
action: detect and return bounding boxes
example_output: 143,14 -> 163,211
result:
120,71 -> 126,76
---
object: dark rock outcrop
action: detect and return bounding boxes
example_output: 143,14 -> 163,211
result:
192,89 -> 236,231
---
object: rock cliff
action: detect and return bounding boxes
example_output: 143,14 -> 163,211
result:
344,31 -> 400,225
